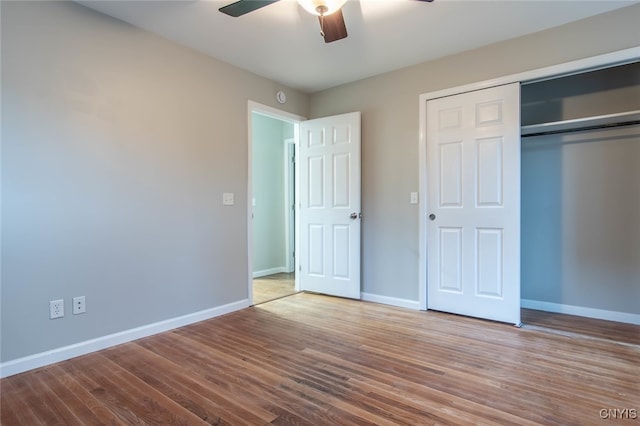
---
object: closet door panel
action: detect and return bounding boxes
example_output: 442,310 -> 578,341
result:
427,82 -> 521,325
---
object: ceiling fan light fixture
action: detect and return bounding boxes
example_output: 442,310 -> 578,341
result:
297,0 -> 348,16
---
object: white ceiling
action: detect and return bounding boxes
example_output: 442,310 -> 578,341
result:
78,0 -> 637,93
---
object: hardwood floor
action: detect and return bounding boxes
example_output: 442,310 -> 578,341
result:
253,272 -> 296,305
2,293 -> 638,425
522,308 -> 640,346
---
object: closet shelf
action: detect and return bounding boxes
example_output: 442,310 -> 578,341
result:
521,110 -> 640,137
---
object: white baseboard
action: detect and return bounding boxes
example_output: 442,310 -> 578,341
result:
253,267 -> 287,278
361,292 -> 421,310
521,299 -> 640,325
0,299 -> 250,378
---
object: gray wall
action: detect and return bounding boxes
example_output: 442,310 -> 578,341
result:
308,4 -> 640,302
522,127 -> 640,314
1,1 -> 308,362
252,113 -> 292,274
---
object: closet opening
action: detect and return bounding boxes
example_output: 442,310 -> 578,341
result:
520,61 -> 640,325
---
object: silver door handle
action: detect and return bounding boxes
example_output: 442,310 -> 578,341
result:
429,213 -> 436,221
350,212 -> 358,219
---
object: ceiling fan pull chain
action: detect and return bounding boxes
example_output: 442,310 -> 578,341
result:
319,10 -> 325,38
315,4 -> 329,38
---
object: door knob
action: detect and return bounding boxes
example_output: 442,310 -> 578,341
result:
429,213 -> 436,221
350,212 -> 358,219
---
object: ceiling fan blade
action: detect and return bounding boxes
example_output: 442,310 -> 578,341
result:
320,9 -> 348,43
219,0 -> 280,17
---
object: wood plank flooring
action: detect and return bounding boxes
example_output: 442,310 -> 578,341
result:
253,273 -> 296,305
522,308 -> 640,346
2,293 -> 639,425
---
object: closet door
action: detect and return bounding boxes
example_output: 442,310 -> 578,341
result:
426,83 -> 520,325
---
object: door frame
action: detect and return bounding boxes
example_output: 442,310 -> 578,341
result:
284,138 -> 296,273
418,47 -> 640,310
248,101 -> 305,305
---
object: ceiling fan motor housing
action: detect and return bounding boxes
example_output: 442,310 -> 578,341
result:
298,0 -> 348,16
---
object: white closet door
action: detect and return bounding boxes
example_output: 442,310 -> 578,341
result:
427,83 -> 521,325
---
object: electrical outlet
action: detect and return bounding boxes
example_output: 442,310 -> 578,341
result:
72,296 -> 86,315
50,299 -> 64,319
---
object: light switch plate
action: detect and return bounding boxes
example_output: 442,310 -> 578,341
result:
410,192 -> 419,204
223,192 -> 234,206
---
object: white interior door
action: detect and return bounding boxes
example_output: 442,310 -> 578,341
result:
299,112 -> 361,299
427,83 -> 521,325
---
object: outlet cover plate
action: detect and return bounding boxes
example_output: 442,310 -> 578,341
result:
50,299 -> 64,319
73,296 -> 86,315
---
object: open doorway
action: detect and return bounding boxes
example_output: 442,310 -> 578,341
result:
250,105 -> 301,304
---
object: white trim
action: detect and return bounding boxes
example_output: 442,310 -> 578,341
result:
361,292 -> 421,310
253,267 -> 288,278
0,299 -> 250,378
418,47 -> 640,312
248,101 -> 305,305
249,101 -> 306,124
419,47 -> 640,102
293,124 -> 301,293
418,89 -> 428,311
283,138 -> 296,273
521,299 -> 640,326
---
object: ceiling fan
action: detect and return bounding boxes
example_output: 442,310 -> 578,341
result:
219,0 -> 434,44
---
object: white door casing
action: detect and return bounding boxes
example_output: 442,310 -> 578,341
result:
426,83 -> 521,325
284,139 -> 296,273
299,112 -> 361,299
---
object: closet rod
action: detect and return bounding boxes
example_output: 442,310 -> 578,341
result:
522,120 -> 640,138
521,110 -> 640,138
